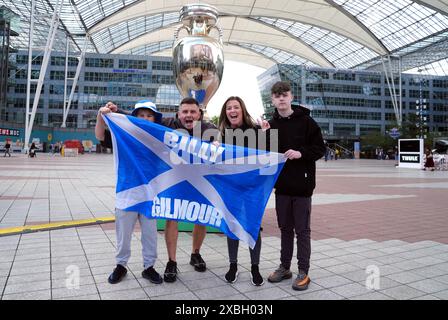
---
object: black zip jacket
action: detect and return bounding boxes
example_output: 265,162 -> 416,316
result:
269,105 -> 325,197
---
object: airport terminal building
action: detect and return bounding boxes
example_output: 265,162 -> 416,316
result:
5,50 -> 181,129
258,64 -> 448,140
5,51 -> 448,140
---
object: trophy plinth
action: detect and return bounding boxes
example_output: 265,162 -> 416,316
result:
172,3 -> 224,118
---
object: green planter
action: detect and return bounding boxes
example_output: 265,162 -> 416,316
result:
156,219 -> 222,233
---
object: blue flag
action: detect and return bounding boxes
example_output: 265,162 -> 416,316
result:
103,113 -> 285,249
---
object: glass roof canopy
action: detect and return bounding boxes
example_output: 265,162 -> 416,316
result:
253,17 -> 378,69
235,43 -> 317,67
2,0 -> 448,74
334,0 -> 448,51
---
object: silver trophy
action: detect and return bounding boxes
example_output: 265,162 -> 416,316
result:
172,4 -> 224,117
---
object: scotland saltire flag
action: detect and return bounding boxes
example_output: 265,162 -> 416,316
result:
103,113 -> 285,248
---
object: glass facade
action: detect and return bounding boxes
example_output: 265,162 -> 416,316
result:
8,51 -> 181,128
258,64 -> 448,138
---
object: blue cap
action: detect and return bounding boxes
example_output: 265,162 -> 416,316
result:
131,100 -> 162,123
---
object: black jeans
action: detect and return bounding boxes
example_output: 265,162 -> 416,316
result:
275,194 -> 311,273
227,230 -> 262,265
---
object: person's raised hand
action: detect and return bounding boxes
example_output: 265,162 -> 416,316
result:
257,118 -> 270,131
98,102 -> 117,115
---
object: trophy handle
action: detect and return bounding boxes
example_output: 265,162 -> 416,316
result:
208,25 -> 224,44
174,25 -> 190,41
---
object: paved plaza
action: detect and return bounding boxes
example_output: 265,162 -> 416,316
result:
0,154 -> 448,300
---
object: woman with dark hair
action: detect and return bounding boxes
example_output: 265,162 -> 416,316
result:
218,96 -> 264,286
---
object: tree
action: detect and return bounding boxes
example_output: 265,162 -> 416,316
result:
210,115 -> 219,126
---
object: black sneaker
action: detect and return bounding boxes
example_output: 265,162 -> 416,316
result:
190,252 -> 206,272
108,264 -> 127,284
164,260 -> 178,283
142,266 -> 163,284
250,264 -> 264,286
225,263 -> 238,283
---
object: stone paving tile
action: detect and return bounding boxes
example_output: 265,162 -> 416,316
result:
340,270 -> 370,282
143,282 -> 190,298
349,291 -> 393,300
324,263 -> 360,274
2,290 -> 51,300
52,276 -> 96,289
385,272 -> 426,285
51,284 -> 99,299
51,267 -> 92,281
375,265 -> 404,276
406,278 -> 448,294
373,255 -> 406,265
408,266 -> 448,278
9,265 -> 50,276
432,290 -> 448,300
96,278 -> 142,294
182,276 -> 228,291
318,238 -> 345,245
6,273 -> 50,285
388,260 -> 426,271
310,252 -> 329,260
100,288 -> 148,300
278,296 -> 299,300
343,246 -> 373,254
308,268 -> 334,279
329,282 -> 372,298
310,275 -> 353,289
90,265 -> 117,276
433,275 -> 448,285
357,250 -> 389,259
380,285 -> 427,300
318,249 -> 353,258
0,262 -> 13,271
296,289 -> 345,300
378,247 -> 409,255
358,277 -> 402,291
0,276 -> 7,292
335,254 -> 366,263
151,291 -> 199,300
52,261 -> 90,272
312,258 -> 346,268
244,286 -> 291,300
413,253 -> 446,265
195,285 -> 241,300
54,294 -> 101,300
411,295 -> 440,300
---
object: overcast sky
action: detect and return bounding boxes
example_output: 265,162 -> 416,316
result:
206,61 -> 266,120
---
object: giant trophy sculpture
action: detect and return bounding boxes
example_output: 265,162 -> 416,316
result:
172,3 -> 224,119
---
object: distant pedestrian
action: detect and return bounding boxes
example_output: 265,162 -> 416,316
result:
424,148 -> 435,171
4,140 -> 11,157
29,142 -> 37,158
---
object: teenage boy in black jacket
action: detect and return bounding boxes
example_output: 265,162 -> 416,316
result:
265,81 -> 325,291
